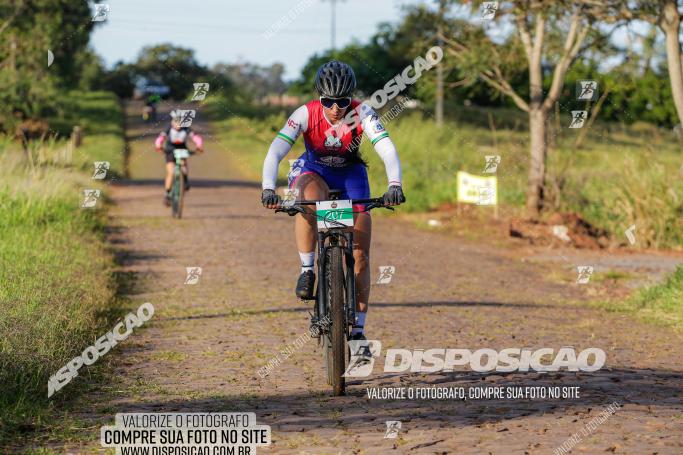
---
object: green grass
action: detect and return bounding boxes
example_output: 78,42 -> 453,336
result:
0,91 -> 124,445
600,265 -> 683,330
208,98 -> 682,249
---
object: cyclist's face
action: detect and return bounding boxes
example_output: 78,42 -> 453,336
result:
171,120 -> 181,130
323,104 -> 347,124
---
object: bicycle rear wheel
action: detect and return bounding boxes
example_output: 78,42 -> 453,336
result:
323,246 -> 346,396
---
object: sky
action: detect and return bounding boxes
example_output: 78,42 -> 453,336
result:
91,0 -> 414,80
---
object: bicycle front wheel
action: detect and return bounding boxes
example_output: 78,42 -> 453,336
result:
324,246 -> 347,396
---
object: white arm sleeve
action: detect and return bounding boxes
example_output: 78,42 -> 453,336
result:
262,139 -> 291,190
373,136 -> 402,187
261,105 -> 308,190
359,103 -> 402,187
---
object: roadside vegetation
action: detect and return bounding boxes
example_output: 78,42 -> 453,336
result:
0,91 -> 124,442
207,100 -> 683,250
600,265 -> 683,330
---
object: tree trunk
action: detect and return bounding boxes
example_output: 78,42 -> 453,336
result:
526,107 -> 547,219
660,0 -> 683,129
435,0 -> 446,127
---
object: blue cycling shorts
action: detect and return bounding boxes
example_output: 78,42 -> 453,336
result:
287,153 -> 370,201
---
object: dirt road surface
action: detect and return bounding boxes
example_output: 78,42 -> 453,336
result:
55,103 -> 683,454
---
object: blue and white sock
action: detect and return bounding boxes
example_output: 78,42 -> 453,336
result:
299,251 -> 315,273
351,312 -> 367,336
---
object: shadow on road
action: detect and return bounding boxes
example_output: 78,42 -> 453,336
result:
151,299 -> 565,323
112,179 -> 261,189
96,367 -> 682,435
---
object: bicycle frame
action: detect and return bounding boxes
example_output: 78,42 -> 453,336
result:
275,196 -> 390,332
273,195 -> 394,394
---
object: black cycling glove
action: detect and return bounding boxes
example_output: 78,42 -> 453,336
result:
261,189 -> 281,207
383,185 -> 406,206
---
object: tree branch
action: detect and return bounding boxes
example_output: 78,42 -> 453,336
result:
441,37 -> 530,112
516,13 -> 533,63
479,70 -> 530,112
543,10 -> 590,111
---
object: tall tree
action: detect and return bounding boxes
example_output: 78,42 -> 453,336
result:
638,0 -> 683,129
442,1 -> 627,219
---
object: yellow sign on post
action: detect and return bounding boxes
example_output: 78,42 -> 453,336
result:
457,171 -> 497,206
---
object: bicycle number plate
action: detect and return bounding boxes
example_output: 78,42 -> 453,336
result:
316,200 -> 354,229
173,149 -> 190,160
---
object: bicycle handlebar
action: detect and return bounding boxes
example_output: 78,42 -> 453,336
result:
284,197 -> 385,206
274,197 -> 394,224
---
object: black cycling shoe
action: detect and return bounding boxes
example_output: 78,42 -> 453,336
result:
296,270 -> 315,300
163,192 -> 172,207
183,174 -> 191,191
350,332 -> 368,343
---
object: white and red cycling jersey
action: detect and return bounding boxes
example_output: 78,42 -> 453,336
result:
262,99 -> 401,190
276,99 -> 389,167
155,127 -> 203,152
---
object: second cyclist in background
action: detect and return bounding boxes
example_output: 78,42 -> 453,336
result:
154,110 -> 204,206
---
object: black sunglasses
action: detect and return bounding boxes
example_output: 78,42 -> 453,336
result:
320,97 -> 352,109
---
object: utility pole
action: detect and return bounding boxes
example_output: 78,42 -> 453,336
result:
435,0 -> 446,127
323,0 -> 345,52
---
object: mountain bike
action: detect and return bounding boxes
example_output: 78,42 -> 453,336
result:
275,192 -> 393,395
170,148 -> 192,219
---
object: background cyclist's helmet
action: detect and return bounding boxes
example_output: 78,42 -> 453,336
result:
315,60 -> 356,98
